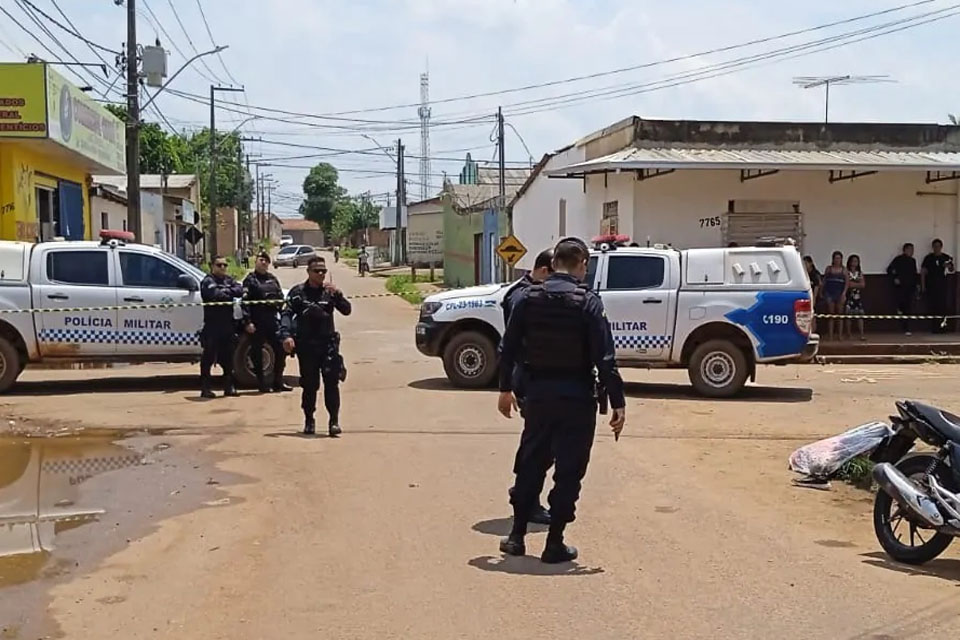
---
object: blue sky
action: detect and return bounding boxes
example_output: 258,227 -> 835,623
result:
1,0 -> 957,215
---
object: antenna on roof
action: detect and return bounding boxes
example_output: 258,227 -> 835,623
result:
792,75 -> 896,124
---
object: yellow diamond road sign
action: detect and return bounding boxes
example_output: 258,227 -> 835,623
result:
496,234 -> 527,266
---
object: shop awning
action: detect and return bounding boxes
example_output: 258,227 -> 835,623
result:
547,147 -> 960,177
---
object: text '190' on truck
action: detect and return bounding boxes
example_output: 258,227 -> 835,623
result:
0,233 -> 273,392
415,240 -> 819,398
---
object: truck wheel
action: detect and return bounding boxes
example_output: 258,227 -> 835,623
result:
0,337 -> 22,393
233,333 -> 275,389
688,339 -> 749,398
442,331 -> 497,388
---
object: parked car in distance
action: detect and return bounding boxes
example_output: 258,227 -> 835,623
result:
274,244 -> 317,268
280,235 -> 294,247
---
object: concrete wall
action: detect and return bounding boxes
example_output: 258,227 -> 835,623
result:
288,229 -> 324,247
90,195 -> 126,237
214,207 -> 239,257
443,202 -> 509,287
407,207 -> 444,265
513,146 -> 587,270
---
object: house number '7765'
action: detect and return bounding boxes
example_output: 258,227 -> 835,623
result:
699,216 -> 721,228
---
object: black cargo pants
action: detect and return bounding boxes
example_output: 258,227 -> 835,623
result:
298,337 -> 343,424
510,397 -> 597,524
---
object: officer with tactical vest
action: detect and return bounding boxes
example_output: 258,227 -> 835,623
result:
497,237 -> 626,564
242,251 -> 291,393
280,256 -> 352,437
502,247 -> 554,526
199,256 -> 244,399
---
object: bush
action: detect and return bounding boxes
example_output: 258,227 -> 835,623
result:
341,247 -> 359,260
385,275 -> 427,305
836,455 -> 875,490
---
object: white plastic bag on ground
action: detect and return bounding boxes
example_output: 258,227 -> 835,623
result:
789,422 -> 894,480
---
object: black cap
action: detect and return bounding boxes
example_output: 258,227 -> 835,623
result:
257,251 -> 271,263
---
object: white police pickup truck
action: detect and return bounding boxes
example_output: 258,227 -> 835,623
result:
415,241 -> 819,397
0,233 -> 271,392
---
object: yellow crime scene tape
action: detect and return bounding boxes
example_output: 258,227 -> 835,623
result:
0,291 -> 412,315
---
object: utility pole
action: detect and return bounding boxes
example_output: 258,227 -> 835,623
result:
235,143 -> 244,254
497,106 -> 506,283
244,153 -> 251,251
208,84 -> 243,258
124,0 -> 141,241
395,139 -> 405,266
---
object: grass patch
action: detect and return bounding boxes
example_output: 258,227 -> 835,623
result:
836,455 -> 875,490
341,247 -> 359,260
385,274 -> 428,305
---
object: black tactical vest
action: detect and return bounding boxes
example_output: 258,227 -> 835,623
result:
523,283 -> 590,373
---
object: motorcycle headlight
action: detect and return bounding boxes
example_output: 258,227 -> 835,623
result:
420,301 -> 442,317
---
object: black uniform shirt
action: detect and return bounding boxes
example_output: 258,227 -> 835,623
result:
279,281 -> 352,345
922,252 -> 953,289
498,273 -> 625,408
502,274 -> 535,326
887,254 -> 918,291
243,270 -> 284,328
200,274 -> 243,328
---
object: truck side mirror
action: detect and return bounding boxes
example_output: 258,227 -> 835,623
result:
178,274 -> 199,292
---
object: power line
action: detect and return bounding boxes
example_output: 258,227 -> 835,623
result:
142,0 -> 218,84
17,0 -> 120,54
314,0 -> 938,116
165,0 -> 226,84
194,0 -> 240,86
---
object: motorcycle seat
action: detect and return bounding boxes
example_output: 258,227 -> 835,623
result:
911,401 -> 960,444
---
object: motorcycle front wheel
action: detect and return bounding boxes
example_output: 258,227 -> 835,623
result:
873,454 -> 954,565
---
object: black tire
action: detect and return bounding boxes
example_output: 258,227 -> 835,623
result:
0,337 -> 22,393
442,330 -> 497,388
873,454 -> 954,565
687,339 -> 749,398
232,333 -> 275,389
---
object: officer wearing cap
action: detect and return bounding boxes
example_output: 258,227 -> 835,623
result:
243,251 -> 291,393
503,247 -> 554,526
497,236 -> 626,564
280,256 -> 352,437
199,255 -> 243,399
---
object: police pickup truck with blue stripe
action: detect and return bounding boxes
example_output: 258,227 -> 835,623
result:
0,232 -> 272,392
415,240 -> 819,398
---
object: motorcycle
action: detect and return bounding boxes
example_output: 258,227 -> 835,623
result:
870,400 -> 960,565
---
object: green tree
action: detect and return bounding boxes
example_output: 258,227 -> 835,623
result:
330,196 -> 380,243
299,163 -> 346,232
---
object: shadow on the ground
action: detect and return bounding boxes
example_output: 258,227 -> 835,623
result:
11,374 -> 302,397
468,555 -> 604,577
860,551 -> 960,584
623,381 -> 813,403
263,431 -> 339,440
472,517 -> 548,537
407,378 -> 492,392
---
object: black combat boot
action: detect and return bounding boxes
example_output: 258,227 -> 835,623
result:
508,487 -> 551,525
540,522 -> 577,564
328,422 -> 342,438
499,506 -> 528,556
303,414 -> 316,436
200,376 -> 216,399
223,374 -> 239,397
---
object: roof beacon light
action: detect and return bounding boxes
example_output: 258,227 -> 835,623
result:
100,229 -> 135,244
592,234 -> 630,251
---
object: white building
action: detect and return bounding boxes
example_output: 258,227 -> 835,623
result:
406,196 -> 443,265
511,144 -> 587,271
89,180 -> 128,236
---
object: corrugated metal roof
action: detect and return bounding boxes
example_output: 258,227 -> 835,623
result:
90,174 -> 198,193
547,147 -> 960,176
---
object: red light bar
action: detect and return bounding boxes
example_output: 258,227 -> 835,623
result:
100,229 -> 135,242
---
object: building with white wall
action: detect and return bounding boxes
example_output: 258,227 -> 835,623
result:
511,145 -> 587,272
543,117 -> 960,323
89,180 -> 127,236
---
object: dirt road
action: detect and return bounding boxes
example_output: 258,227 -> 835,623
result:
3,257 -> 960,639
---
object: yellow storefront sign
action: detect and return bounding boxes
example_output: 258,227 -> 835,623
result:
0,64 -> 47,138
46,66 -> 125,174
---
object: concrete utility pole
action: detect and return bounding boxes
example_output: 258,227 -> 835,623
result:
124,0 -> 141,241
208,84 -> 243,258
497,106 -> 506,283
395,139 -> 405,266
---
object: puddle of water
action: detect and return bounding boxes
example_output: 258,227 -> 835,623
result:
0,431 -> 141,588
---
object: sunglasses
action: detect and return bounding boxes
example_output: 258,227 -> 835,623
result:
309,268 -> 328,274
213,262 -> 227,268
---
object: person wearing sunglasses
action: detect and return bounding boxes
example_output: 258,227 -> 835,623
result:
280,256 -> 352,436
199,256 -> 244,399
242,251 -> 291,393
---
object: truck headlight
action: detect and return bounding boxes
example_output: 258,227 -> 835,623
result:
420,301 -> 442,317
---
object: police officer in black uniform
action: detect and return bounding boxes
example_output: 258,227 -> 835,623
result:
497,237 -> 626,564
280,256 -> 352,437
199,256 -> 243,399
243,251 -> 291,393
503,248 -> 554,526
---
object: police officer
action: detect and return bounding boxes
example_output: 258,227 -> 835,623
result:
503,248 -> 554,526
497,237 -> 626,564
243,251 -> 291,393
280,256 -> 352,437
199,256 -> 243,399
